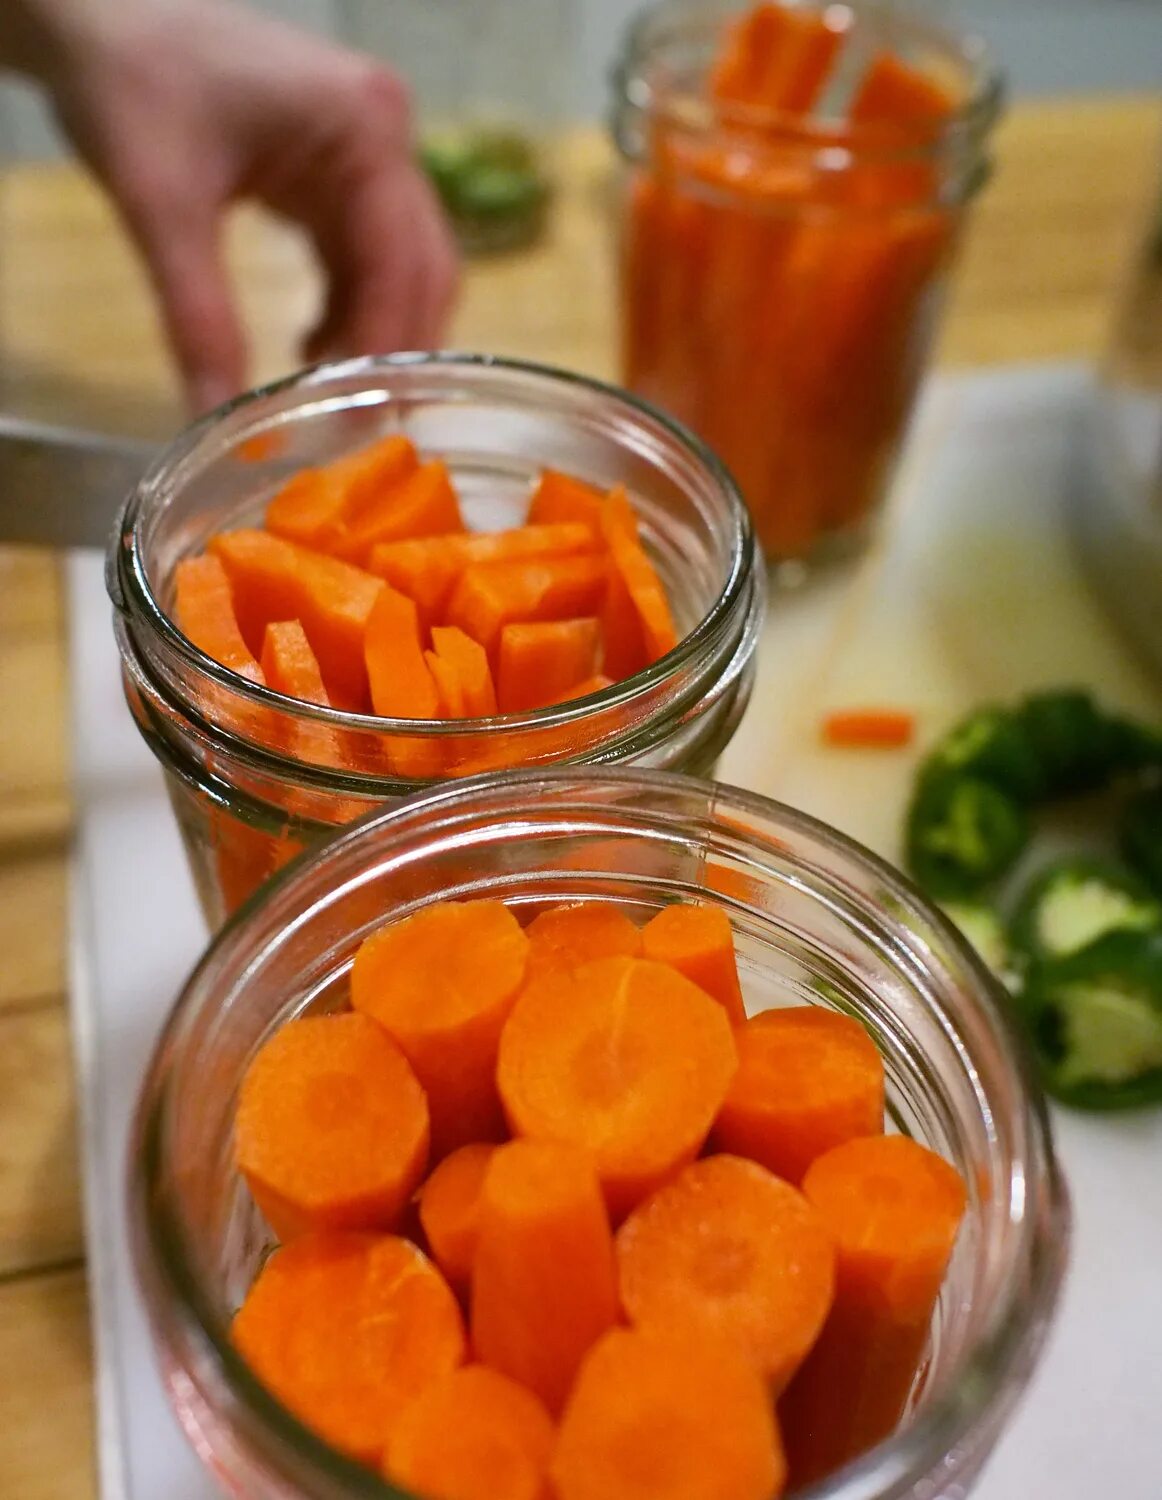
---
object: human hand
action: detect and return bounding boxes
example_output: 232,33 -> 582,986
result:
29,0 -> 459,412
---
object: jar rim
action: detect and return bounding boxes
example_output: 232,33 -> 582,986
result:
131,765 -> 1068,1500
111,350 -> 757,743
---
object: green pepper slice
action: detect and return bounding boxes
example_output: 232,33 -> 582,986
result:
1120,785 -> 1162,897
926,706 -> 1043,800
1010,857 -> 1161,966
1017,689 -> 1124,797
906,771 -> 1029,899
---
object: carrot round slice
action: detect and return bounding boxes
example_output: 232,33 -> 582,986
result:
471,1139 -> 618,1415
385,1364 -> 555,1500
497,956 -> 738,1219
640,904 -> 746,1025
232,1232 -> 466,1466
234,1013 -> 429,1240
417,1142 -> 498,1298
712,1007 -> 885,1185
781,1135 -> 967,1487
551,1326 -> 786,1500
524,901 -> 642,983
351,900 -> 530,1157
616,1154 -> 835,1393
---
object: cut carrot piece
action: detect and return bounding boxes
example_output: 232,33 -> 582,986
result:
471,1139 -> 618,1414
524,901 -> 642,984
209,529 -> 383,708
426,649 -> 467,718
641,904 -> 746,1026
526,469 -> 606,530
447,555 -> 608,656
265,434 -> 418,552
351,900 -> 530,1157
713,1007 -> 885,1186
338,459 -> 465,565
712,3 -> 847,113
417,1143 -> 498,1298
364,584 -> 442,777
601,489 -> 677,664
616,1154 -> 835,1393
497,618 -> 602,713
781,1136 -> 967,1487
234,1013 -> 429,1240
211,811 -> 301,919
600,562 -> 649,681
821,708 -> 915,749
232,1233 -> 466,1466
429,626 -> 498,718
548,673 -> 614,705
173,554 -> 264,683
851,52 -> 957,128
385,1364 -> 555,1500
260,620 -> 330,708
551,1326 -> 786,1500
497,955 -> 738,1219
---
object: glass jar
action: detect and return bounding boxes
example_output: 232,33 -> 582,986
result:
611,0 -> 1003,564
108,354 -> 763,928
130,767 -> 1067,1500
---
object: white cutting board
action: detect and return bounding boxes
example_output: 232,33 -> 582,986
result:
69,363 -> 1162,1500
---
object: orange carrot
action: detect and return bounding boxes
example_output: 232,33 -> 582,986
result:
641,904 -> 746,1026
712,1007 -> 885,1185
351,900 -> 530,1157
211,811 -> 301,918
385,1364 -> 555,1500
711,3 -> 847,113
173,554 -> 264,683
821,708 -> 915,749
551,1326 -> 786,1500
232,1232 -> 466,1467
497,955 -> 738,1219
426,648 -> 467,718
524,901 -> 642,983
417,1143 -> 498,1298
428,626 -> 498,718
265,433 -> 419,552
780,1135 -> 967,1487
851,52 -> 957,128
601,489 -> 677,664
447,555 -> 609,656
364,584 -> 442,777
497,618 -> 602,713
234,1013 -> 429,1240
260,620 -> 330,707
338,458 -> 465,565
471,1139 -> 618,1414
548,673 -> 614,705
526,469 -> 606,530
616,1154 -> 835,1393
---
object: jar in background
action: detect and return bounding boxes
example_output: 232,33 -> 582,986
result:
108,354 -> 763,928
612,0 -> 1002,563
130,767 -> 1067,1500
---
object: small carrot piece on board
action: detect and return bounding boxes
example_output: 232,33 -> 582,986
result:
447,555 -> 609,656
264,433 -> 419,552
351,900 -> 530,1157
601,489 -> 678,665
338,459 -> 466,565
616,1154 -> 835,1393
497,617 -> 602,713
713,1007 -> 884,1186
526,469 -> 606,530
523,901 -> 642,983
780,1135 -> 967,1488
232,1233 -> 466,1467
417,1142 -> 498,1297
429,626 -> 499,718
497,956 -> 738,1219
385,1364 -> 555,1500
641,904 -> 746,1026
234,1013 -> 429,1240
821,709 -> 915,749
551,1325 -> 786,1500
471,1139 -> 619,1415
173,554 -> 265,683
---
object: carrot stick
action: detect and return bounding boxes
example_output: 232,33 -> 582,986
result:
471,1139 -> 619,1414
447,555 -> 609,657
641,904 -> 746,1026
260,620 -> 330,708
497,955 -> 738,1219
417,1143 -> 498,1298
551,1325 -> 786,1500
526,469 -> 606,530
426,648 -> 467,718
233,1013 -> 429,1240
851,52 -> 957,128
351,900 -> 530,1157
780,1135 -> 968,1487
364,584 -> 442,777
211,811 -> 301,918
337,459 -> 466,565
173,555 -> 264,683
524,901 -> 642,983
821,708 -> 915,749
385,1364 -> 555,1500
616,1154 -> 834,1393
264,433 -> 419,552
601,489 -> 677,664
497,618 -> 602,713
232,1232 -> 466,1466
712,1007 -> 884,1186
548,673 -> 614,705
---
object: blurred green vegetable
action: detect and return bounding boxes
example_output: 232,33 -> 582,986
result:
1120,785 -> 1162,896
906,772 -> 1029,898
927,705 -> 1043,799
1017,688 -> 1123,797
940,900 -> 1015,985
1010,858 -> 1161,966
420,125 -> 549,253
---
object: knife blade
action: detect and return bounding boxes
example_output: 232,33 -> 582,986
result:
0,414 -> 159,550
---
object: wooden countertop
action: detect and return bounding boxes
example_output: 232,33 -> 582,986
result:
1,96 -> 1160,1498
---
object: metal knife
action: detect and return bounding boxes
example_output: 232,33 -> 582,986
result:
0,414 -> 159,551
